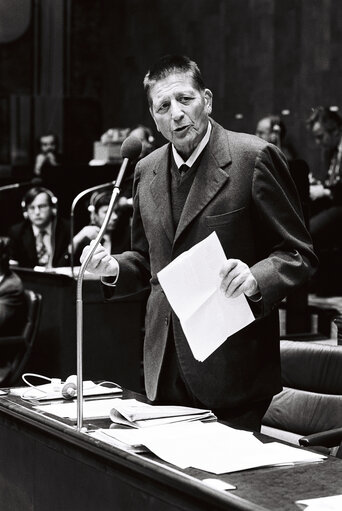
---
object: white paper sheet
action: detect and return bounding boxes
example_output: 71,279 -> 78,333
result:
157,232 -> 255,361
296,494 -> 342,510
96,422 -> 326,474
34,398 -> 121,420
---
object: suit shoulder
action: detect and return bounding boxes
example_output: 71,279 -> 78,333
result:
8,221 -> 27,237
227,130 -> 268,153
137,143 -> 169,170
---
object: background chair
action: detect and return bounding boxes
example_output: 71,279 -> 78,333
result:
261,339 -> 342,455
0,289 -> 42,386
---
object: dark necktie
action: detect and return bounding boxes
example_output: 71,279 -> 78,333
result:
178,164 -> 189,176
36,230 -> 49,266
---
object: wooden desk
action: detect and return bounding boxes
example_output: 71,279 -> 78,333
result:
15,267 -> 147,392
1,392 -> 342,511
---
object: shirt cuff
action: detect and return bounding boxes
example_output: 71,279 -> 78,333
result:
100,260 -> 120,287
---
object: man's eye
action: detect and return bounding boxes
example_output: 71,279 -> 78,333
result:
180,96 -> 192,103
157,103 -> 169,113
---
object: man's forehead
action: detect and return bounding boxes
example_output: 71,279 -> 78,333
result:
150,72 -> 197,99
31,193 -> 50,204
41,136 -> 55,144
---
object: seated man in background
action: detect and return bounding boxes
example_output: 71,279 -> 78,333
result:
33,133 -> 62,179
0,237 -> 26,336
8,187 -> 70,268
306,106 -> 342,294
255,114 -> 310,226
73,191 -> 131,264
255,114 -> 297,162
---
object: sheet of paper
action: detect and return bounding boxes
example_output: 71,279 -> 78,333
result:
34,398 -> 121,420
296,494 -> 342,510
97,422 -> 326,474
157,232 -> 255,361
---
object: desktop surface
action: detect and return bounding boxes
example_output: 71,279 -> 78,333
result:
0,390 -> 342,511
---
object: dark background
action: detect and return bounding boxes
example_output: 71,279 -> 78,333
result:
0,0 -> 341,192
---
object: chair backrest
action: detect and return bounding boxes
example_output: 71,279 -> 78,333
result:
4,289 -> 42,386
263,340 -> 342,437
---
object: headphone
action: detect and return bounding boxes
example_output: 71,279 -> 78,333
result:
88,191 -> 112,224
21,187 -> 58,219
19,373 -> 120,401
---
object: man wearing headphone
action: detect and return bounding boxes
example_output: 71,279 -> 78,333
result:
72,191 -> 131,264
8,187 -> 70,268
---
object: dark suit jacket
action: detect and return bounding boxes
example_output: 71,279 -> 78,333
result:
105,120 -> 317,409
8,218 -> 70,268
0,271 -> 26,335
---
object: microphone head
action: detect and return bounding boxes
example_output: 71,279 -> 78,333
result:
120,136 -> 142,160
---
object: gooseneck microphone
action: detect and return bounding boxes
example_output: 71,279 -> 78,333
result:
75,135 -> 142,431
0,177 -> 42,192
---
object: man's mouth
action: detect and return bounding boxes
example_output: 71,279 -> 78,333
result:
174,125 -> 190,134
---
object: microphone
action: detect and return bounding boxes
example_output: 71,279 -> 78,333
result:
0,177 -> 42,192
75,135 -> 142,431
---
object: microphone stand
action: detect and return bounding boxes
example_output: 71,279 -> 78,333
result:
70,181 -> 115,278
75,157 -> 131,432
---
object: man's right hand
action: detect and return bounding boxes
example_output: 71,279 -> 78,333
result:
80,241 -> 119,276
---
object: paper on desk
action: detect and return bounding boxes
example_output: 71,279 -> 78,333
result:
34,398 -> 120,420
109,398 -> 216,428
296,494 -> 342,510
157,232 -> 255,361
98,422 -> 326,474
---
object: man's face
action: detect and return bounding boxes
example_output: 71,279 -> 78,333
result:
26,192 -> 54,228
256,118 -> 272,142
149,72 -> 212,159
312,121 -> 340,150
95,205 -> 118,232
40,135 -> 57,155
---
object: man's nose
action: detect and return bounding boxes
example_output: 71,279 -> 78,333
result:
170,100 -> 184,121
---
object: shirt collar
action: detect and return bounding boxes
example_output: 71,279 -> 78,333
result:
32,222 -> 53,237
172,121 -> 212,169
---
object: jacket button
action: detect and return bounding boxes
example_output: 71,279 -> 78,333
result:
165,317 -> 169,326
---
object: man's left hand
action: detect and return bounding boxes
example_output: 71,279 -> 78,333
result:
219,259 -> 258,298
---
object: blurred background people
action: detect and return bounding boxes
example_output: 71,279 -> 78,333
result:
33,133 -> 62,178
128,125 -> 156,160
73,190 -> 131,264
255,114 -> 310,226
0,237 -> 26,336
306,106 -> 342,294
8,187 -> 70,268
255,115 -> 297,161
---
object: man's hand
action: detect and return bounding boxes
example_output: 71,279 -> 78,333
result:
219,259 -> 258,298
73,225 -> 100,246
80,240 -> 119,276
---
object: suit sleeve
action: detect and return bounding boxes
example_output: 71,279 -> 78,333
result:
250,144 -> 318,316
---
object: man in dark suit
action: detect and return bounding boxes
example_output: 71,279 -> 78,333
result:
0,237 -> 26,336
81,55 -> 317,431
8,187 -> 70,268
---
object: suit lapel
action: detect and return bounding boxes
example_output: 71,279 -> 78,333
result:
174,121 -> 232,243
24,224 -> 38,266
150,145 -> 175,244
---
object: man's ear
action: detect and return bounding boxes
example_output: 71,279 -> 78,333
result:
204,89 -> 213,115
149,106 -> 161,133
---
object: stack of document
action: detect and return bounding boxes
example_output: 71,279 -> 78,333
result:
109,398 -> 216,428
91,421 -> 326,474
